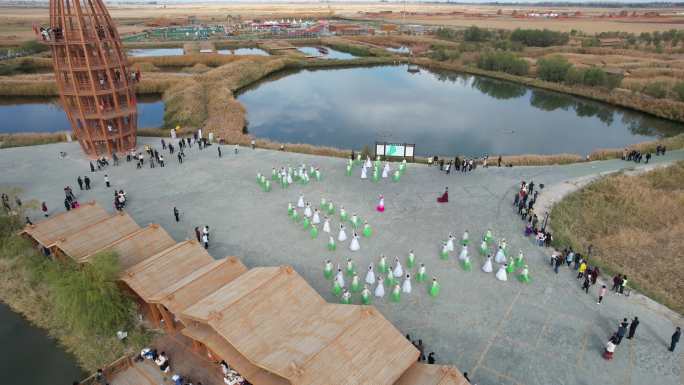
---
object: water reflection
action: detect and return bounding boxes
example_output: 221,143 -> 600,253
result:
238,65 -> 683,156
218,48 -> 269,56
127,48 -> 184,57
296,46 -> 357,60
0,95 -> 166,133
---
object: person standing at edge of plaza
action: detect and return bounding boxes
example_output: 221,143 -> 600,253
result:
104,174 -> 110,188
194,227 -> 201,243
218,146 -> 222,158
670,327 -> 681,352
77,176 -> 83,190
84,176 -> 91,190
173,207 -> 180,222
202,233 -> 209,249
597,285 -> 607,305
616,318 -> 628,344
627,317 -> 639,340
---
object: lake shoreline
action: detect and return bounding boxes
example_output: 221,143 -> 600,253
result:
1,56 -> 683,165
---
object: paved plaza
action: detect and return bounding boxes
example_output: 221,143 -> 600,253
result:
1,139 -> 682,385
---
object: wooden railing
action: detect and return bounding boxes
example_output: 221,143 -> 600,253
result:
79,354 -> 134,385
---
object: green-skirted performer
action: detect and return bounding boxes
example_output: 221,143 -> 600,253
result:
350,214 -> 361,229
310,224 -> 318,239
280,175 -> 287,189
340,206 -> 349,222
362,221 -> 373,238
391,284 -> 401,302
462,230 -> 469,246
302,216 -> 310,230
327,235 -> 336,251
260,175 -> 267,186
407,250 -> 416,268
351,273 -> 361,292
500,239 -> 508,256
263,180 -> 271,192
429,277 -> 440,298
506,257 -> 516,273
461,255 -> 472,271
332,280 -> 342,297
385,267 -> 395,286
320,197 -> 327,209
484,229 -> 494,245
327,201 -> 335,215
271,168 -> 278,180
361,285 -> 371,305
416,263 -> 426,282
346,164 -> 352,176
378,255 -> 388,274
392,170 -> 401,182
341,289 -> 351,304
323,260 -> 333,280
399,159 -> 407,174
514,250 -> 525,269
346,258 -> 355,277
372,167 -> 380,182
440,242 -> 449,260
256,172 -> 263,185
315,168 -> 321,181
292,209 -> 300,223
517,264 -> 531,284
479,240 -> 488,256
287,202 -> 294,217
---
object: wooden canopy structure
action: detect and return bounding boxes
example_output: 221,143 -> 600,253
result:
24,204 -> 468,385
36,0 -> 138,157
49,211 -> 140,261
182,266 -> 420,385
20,201 -> 109,248
77,223 -> 176,269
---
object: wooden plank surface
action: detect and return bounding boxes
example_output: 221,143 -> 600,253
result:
21,202 -> 109,247
149,256 -> 248,316
121,240 -> 214,301
53,211 -> 140,260
78,224 -> 176,269
394,363 -> 469,385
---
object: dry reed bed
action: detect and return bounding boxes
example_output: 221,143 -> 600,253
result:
550,161 -> 684,314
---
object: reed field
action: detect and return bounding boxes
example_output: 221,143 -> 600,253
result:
550,161 -> 684,314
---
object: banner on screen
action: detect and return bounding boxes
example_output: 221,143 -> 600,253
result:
375,142 -> 415,159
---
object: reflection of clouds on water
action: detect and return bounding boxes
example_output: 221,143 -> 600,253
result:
0,99 -> 165,133
239,66 -> 684,156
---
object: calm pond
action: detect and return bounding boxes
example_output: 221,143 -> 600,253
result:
238,65 -> 683,156
127,48 -> 184,57
0,302 -> 84,385
296,46 -> 357,60
218,48 -> 270,56
0,95 -> 165,133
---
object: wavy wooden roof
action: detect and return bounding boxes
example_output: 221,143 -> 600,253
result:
395,363 -> 469,385
183,266 -> 419,385
20,201 -> 109,247
182,323 -> 290,385
52,211 -> 140,261
120,240 -> 214,301
76,224 -> 176,270
148,256 -> 248,316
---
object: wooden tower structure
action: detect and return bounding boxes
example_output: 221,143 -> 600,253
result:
36,0 -> 138,157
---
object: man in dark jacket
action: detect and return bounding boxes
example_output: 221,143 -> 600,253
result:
670,327 -> 681,352
627,317 -> 639,339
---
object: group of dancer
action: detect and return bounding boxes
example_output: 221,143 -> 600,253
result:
438,230 -> 531,283
350,155 -> 407,183
287,194 -> 375,252
323,254 -> 440,305
258,164 -> 322,192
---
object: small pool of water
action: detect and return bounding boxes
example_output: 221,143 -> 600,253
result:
0,302 -> 84,385
0,95 -> 165,133
217,48 -> 270,56
296,46 -> 357,60
238,65 -> 684,156
386,46 -> 411,54
127,48 -> 184,57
